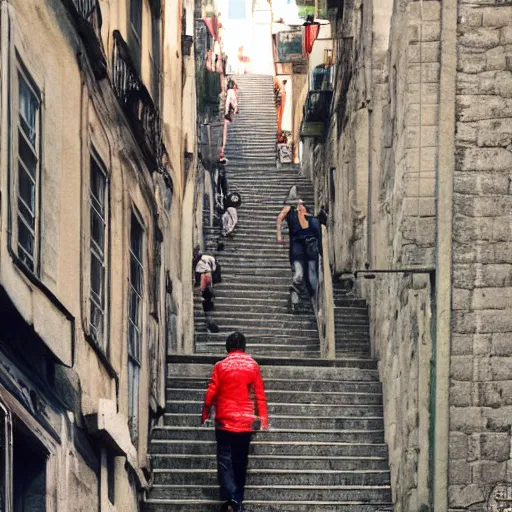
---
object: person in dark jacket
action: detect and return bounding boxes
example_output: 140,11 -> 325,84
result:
276,200 -> 322,310
202,332 -> 268,512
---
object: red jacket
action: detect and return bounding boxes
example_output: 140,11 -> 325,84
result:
202,351 -> 268,432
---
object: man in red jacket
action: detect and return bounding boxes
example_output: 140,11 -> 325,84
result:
201,331 -> 268,512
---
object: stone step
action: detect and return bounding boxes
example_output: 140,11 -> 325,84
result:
195,324 -> 367,341
166,388 -> 382,405
164,413 -> 384,430
195,342 -> 367,357
166,378 -> 381,394
144,500 -> 393,512
193,321 -> 318,335
209,289 -> 307,300
149,438 -> 388,457
194,315 -> 317,329
194,299 -> 367,315
194,335 -> 319,348
168,361 -> 380,380
147,484 -> 392,502
195,347 -> 366,360
196,348 -> 321,358
165,401 -> 383,417
152,468 -> 390,486
151,427 -> 385,444
150,453 -> 389,471
193,304 -> 367,320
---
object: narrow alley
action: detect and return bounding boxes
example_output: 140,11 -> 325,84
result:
144,74 -> 393,510
1,1 -> 512,512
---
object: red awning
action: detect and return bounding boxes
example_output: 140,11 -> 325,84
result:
304,23 -> 320,54
203,17 -> 218,40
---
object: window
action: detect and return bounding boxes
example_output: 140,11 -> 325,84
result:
130,0 -> 142,41
0,403 -> 10,511
107,452 -> 115,505
128,212 -> 144,444
0,402 -> 47,512
13,423 -> 47,512
89,153 -> 108,351
15,66 -> 41,273
150,8 -> 161,105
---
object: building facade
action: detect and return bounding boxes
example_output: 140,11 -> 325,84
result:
300,0 -> 512,510
0,0 -> 196,509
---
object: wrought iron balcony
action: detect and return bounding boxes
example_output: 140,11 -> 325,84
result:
300,90 -> 333,140
62,0 -> 107,79
304,90 -> 333,123
112,31 -> 163,172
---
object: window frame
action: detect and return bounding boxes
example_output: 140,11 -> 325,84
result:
88,150 -> 110,354
149,6 -> 161,106
0,402 -> 12,512
11,58 -> 42,275
128,209 -> 145,445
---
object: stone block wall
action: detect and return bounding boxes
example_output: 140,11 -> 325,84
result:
372,4 -> 440,510
450,2 -> 512,509
307,1 -> 440,509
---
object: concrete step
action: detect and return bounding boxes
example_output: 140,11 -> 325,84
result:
149,439 -> 388,458
164,413 -> 384,430
144,500 -> 393,512
165,401 -> 383,417
147,484 -> 392,502
194,300 -> 367,316
196,348 -> 320,358
168,362 -> 380,382
193,315 -> 317,329
166,378 -> 382,394
150,453 -> 389,471
151,427 -> 385,444
193,304 -> 317,318
166,388 -> 382,405
152,468 -> 391,486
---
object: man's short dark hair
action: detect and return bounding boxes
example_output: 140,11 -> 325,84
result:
226,331 -> 246,353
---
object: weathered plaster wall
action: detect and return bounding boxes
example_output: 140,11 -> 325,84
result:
449,2 -> 512,509
0,0 -> 192,508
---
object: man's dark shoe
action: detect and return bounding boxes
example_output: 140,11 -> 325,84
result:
221,499 -> 239,512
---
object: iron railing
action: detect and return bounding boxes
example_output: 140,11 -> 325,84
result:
71,0 -> 101,29
303,90 -> 333,123
112,30 -> 163,171
63,0 -> 106,78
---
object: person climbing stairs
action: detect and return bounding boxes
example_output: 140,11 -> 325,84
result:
143,74 -> 393,511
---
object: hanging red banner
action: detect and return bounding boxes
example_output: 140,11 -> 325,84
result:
304,23 -> 320,55
202,17 -> 218,40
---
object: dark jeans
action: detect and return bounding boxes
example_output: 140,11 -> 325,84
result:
215,429 -> 252,504
289,239 -> 319,299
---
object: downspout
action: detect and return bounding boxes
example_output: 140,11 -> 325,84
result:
435,0 -> 457,508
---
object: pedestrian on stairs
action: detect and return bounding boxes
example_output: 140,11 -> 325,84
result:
201,331 -> 268,512
276,198 -> 322,312
219,79 -> 239,164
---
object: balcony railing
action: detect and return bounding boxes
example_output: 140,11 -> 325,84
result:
304,90 -> 333,123
112,30 -> 163,172
300,90 -> 333,140
63,0 -> 107,78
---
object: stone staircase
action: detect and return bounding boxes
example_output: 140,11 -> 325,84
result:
144,74 -> 393,511
195,73 -> 318,358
